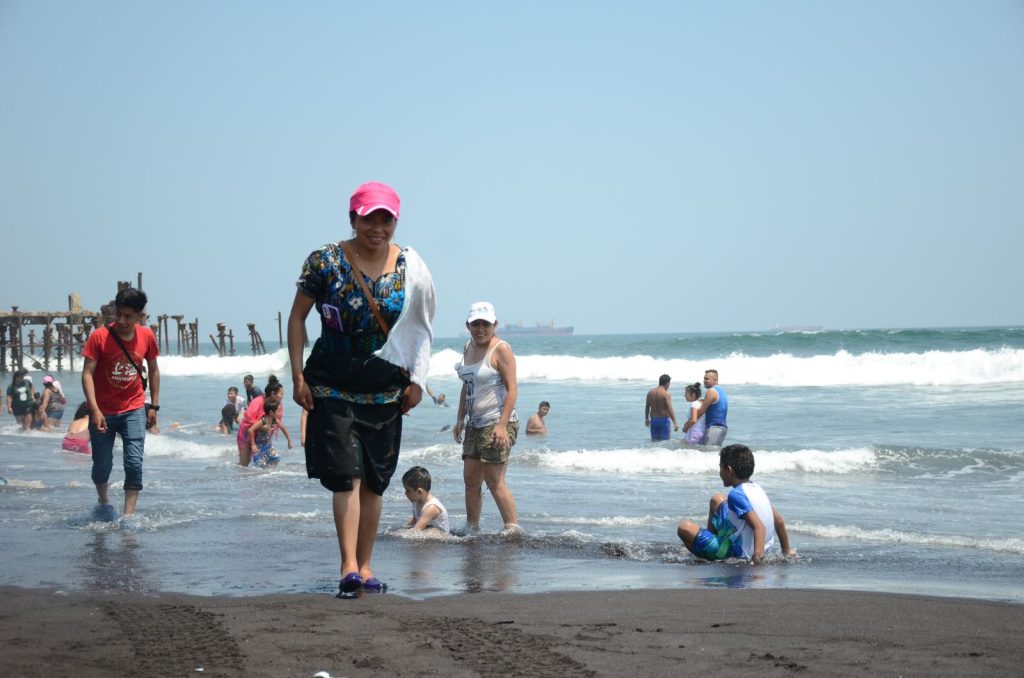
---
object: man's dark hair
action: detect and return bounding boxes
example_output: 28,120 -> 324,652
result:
402,465 -> 432,491
539,401 -> 550,408
659,374 -> 671,386
114,287 -> 147,312
705,369 -> 719,378
720,444 -> 755,480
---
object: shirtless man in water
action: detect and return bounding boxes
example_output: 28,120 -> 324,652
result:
526,401 -> 550,435
645,374 -> 678,441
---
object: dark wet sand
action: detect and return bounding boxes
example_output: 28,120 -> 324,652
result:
2,586 -> 1021,677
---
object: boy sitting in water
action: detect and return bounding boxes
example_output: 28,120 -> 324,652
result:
402,466 -> 450,533
677,444 -> 795,563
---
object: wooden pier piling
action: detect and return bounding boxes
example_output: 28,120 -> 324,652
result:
4,274 -> 283,370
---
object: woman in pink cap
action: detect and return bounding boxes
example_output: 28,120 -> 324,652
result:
287,181 -> 436,598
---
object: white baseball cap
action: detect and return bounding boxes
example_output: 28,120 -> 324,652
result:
466,301 -> 497,324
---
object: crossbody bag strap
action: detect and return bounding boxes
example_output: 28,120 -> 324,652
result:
106,324 -> 148,390
339,242 -> 391,336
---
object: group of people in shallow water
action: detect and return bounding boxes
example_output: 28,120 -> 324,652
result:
11,181 -> 791,600
215,375 -> 294,468
4,369 -> 69,432
3,368 -> 97,455
645,369 -> 729,445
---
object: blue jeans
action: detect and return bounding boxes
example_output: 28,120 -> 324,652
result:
90,407 -> 146,491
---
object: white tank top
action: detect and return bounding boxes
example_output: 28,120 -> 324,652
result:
456,340 -> 519,428
412,497 -> 450,533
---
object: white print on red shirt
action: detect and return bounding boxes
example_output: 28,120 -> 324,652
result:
108,355 -> 142,389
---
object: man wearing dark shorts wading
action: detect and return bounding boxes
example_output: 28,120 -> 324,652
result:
645,374 -> 678,441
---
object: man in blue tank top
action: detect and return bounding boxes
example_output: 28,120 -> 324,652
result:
697,369 -> 728,446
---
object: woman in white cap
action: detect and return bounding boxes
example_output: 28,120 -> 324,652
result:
287,181 -> 436,598
454,301 -> 521,534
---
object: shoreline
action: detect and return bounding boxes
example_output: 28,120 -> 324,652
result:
2,586 -> 1022,677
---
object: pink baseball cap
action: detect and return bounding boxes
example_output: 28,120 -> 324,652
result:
43,375 -> 54,384
349,181 -> 400,219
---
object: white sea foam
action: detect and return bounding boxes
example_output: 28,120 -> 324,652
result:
795,522 -> 1024,555
254,510 -> 323,523
158,349 -> 291,377
143,435 -> 235,460
527,447 -> 878,475
23,343 -> 1020,386
532,514 -> 674,528
2,478 -> 46,489
429,347 -> 1024,386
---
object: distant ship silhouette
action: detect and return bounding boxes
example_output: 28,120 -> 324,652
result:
771,324 -> 824,333
501,321 -> 574,336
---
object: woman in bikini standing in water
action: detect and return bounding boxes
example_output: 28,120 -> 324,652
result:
453,301 -> 521,535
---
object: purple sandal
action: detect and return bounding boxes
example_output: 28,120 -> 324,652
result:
362,576 -> 388,593
336,572 -> 363,599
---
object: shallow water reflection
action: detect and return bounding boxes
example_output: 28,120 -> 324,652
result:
461,540 -> 517,594
80,530 -> 159,595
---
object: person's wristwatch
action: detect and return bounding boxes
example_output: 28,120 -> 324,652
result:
149,405 -> 160,411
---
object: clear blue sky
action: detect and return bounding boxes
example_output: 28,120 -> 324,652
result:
2,1 -> 1022,337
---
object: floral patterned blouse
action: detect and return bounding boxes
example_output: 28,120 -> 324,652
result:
296,242 -> 406,404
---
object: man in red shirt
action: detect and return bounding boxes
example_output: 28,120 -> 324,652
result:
82,288 -> 161,516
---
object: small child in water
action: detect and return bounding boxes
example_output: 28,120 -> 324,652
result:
682,382 -> 706,445
402,466 -> 450,533
247,398 -> 283,467
217,403 -> 237,434
61,402 -> 92,454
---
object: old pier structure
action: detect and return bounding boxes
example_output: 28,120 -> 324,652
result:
1,274 -> 281,374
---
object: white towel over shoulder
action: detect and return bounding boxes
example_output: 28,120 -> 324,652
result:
375,246 -> 436,387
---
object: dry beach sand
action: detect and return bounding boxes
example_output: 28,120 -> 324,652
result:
2,586 -> 1022,677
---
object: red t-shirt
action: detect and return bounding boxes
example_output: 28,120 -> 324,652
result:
82,325 -> 159,415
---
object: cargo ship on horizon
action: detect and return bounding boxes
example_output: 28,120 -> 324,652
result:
771,323 -> 824,333
500,320 -> 574,336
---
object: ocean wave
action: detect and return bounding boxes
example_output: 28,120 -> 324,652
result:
253,510 -> 324,523
516,447 -> 879,475
428,347 -> 1024,386
158,349 -> 291,377
143,435 -> 236,460
794,522 -> 1024,556
41,341 -> 1023,387
531,514 -> 675,528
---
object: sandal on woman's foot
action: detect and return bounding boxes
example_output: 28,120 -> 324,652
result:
362,576 -> 388,593
336,572 -> 363,599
